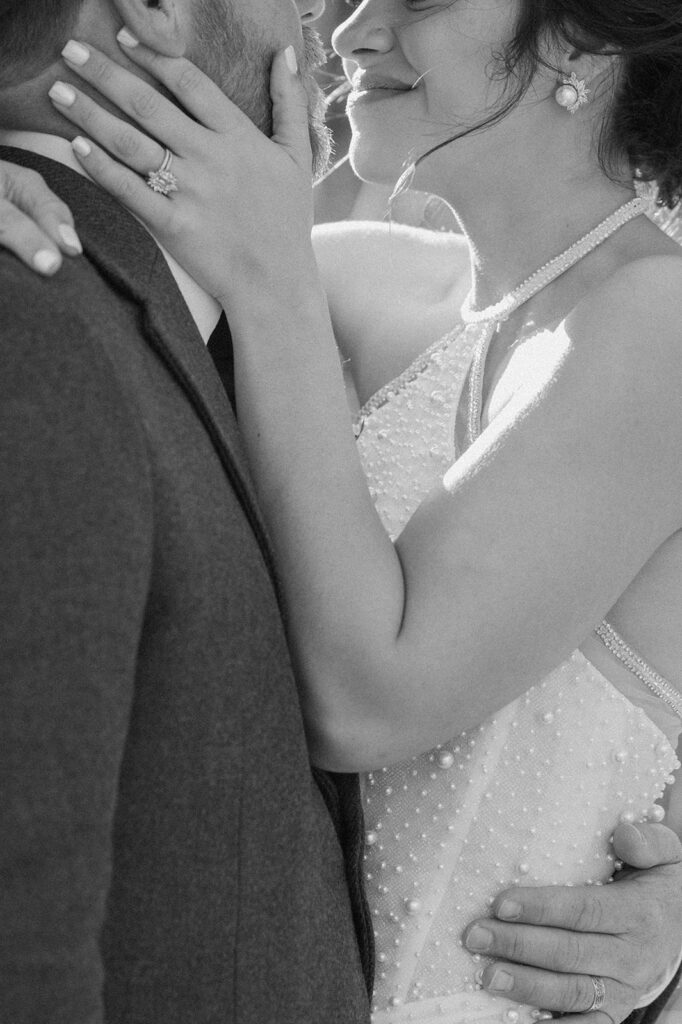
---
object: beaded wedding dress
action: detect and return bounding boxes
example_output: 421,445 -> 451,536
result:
353,200 -> 682,1024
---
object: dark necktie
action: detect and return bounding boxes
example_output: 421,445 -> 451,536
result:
207,312 -> 236,414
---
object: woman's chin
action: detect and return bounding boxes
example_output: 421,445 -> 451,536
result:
347,137 -> 409,188
347,130 -> 455,199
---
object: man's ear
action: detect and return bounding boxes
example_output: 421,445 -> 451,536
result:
110,0 -> 192,56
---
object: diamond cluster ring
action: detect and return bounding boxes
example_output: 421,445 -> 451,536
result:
146,148 -> 179,197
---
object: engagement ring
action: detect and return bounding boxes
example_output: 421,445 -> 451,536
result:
146,148 -> 178,197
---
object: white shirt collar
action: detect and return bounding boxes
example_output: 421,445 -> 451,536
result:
0,130 -> 222,344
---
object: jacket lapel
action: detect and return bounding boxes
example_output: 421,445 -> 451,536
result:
2,148 -> 278,588
141,251 -> 278,587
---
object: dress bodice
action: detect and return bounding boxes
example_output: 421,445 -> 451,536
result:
354,322 -> 682,1024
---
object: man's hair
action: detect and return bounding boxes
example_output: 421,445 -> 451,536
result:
0,0 -> 83,87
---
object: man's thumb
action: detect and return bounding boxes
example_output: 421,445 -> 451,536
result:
612,821 -> 682,870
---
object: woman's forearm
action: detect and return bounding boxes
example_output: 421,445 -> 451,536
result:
225,270 -> 411,767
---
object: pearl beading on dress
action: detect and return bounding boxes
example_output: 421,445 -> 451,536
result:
363,660 -> 679,1024
354,276 -> 680,1022
460,198 -> 648,326
355,327 -> 466,432
355,325 -> 479,541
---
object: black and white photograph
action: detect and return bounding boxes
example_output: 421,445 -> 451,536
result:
0,0 -> 681,1020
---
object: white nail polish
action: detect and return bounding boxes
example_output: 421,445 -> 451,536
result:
48,81 -> 77,107
284,45 -> 298,74
58,224 -> 83,253
72,136 -> 92,158
33,250 -> 61,275
117,27 -> 139,47
61,40 -> 90,65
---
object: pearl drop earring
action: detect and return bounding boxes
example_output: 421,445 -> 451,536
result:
554,71 -> 590,114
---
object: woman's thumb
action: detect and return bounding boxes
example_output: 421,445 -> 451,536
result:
270,46 -> 313,171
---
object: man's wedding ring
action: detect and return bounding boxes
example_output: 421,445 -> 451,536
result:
146,148 -> 179,196
587,975 -> 607,1012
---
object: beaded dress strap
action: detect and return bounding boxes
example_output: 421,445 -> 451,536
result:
465,322 -> 496,448
461,197 -> 649,451
595,620 -> 682,720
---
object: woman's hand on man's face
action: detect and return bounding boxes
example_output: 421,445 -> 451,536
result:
0,160 -> 82,273
0,35 -> 317,300
42,34 -> 317,306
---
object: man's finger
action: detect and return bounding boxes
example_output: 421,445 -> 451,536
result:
463,919 -> 638,979
612,822 -> 682,869
479,960 -> 629,1020
489,882 -> 631,935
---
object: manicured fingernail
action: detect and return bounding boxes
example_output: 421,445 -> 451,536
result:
33,249 -> 61,275
61,40 -> 90,65
284,45 -> 298,74
487,968 -> 514,993
464,925 -> 492,952
58,224 -> 82,253
497,899 -> 522,920
72,136 -> 92,158
48,81 -> 76,107
117,27 -> 139,47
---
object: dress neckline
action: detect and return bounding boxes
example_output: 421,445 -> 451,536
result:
354,321 -> 467,428
461,197 -> 647,325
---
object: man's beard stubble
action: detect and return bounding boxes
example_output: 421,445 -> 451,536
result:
193,0 -> 332,180
301,27 -> 333,181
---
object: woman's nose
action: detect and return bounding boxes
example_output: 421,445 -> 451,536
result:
332,2 -> 393,61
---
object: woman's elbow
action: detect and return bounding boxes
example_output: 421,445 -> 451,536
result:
306,706 -> 400,772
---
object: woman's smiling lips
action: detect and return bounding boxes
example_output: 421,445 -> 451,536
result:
348,71 -> 418,105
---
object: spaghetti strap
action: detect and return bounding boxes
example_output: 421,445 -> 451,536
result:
595,620 -> 682,720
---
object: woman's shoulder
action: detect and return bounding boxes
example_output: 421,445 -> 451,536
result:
561,251 -> 682,449
568,251 -> 682,352
312,220 -> 471,403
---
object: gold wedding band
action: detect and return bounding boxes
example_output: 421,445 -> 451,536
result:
587,975 -> 607,1013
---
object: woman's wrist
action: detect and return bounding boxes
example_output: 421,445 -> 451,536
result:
217,257 -> 327,334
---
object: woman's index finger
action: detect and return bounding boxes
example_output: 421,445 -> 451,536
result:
60,39 -> 205,154
115,30 -> 252,136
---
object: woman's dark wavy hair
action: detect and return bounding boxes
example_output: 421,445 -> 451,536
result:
411,0 -> 682,209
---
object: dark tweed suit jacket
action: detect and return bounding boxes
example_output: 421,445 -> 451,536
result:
0,148 -> 372,1024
